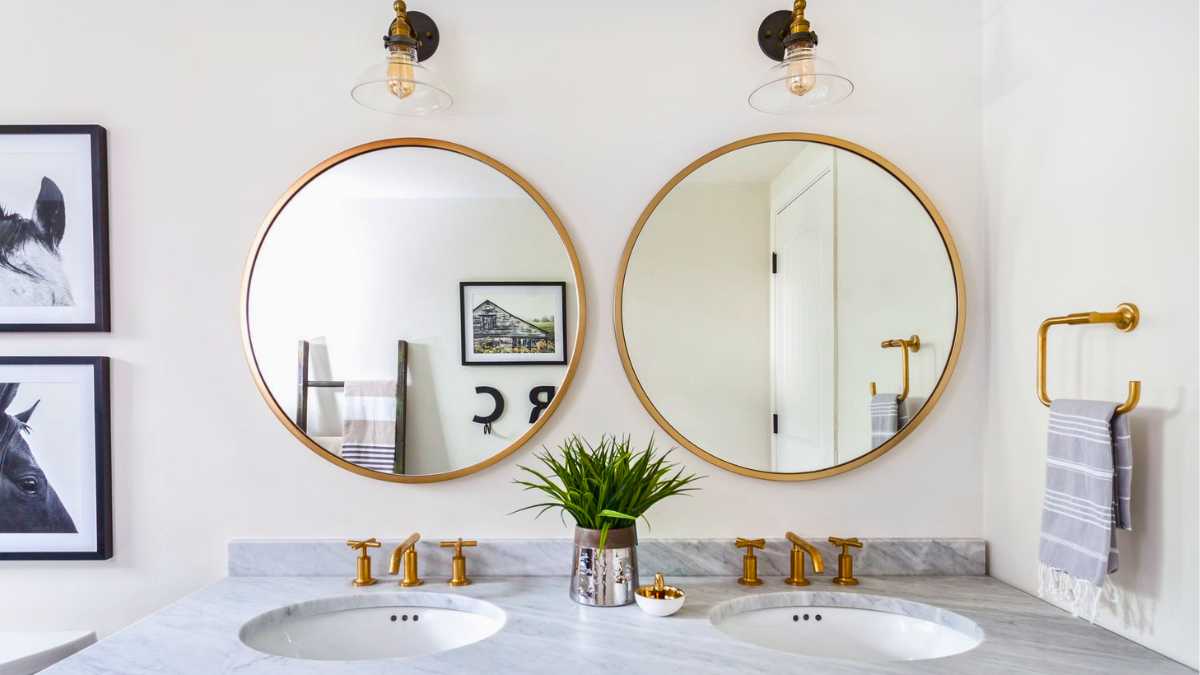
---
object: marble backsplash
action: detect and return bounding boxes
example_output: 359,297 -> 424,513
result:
229,538 -> 985,578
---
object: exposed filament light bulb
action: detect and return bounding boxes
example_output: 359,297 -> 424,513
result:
748,0 -> 852,113
350,1 -> 452,114
386,46 -> 418,99
785,44 -> 817,96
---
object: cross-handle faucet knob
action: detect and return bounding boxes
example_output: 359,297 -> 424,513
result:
439,538 -> 478,586
784,532 -> 825,587
829,537 -> 863,586
346,537 -> 381,587
735,538 -> 766,586
388,533 -> 423,587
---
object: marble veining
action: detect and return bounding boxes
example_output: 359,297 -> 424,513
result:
228,537 -> 985,578
42,575 -> 1192,674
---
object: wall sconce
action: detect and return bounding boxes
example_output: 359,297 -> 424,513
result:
748,0 -> 853,113
351,1 -> 452,115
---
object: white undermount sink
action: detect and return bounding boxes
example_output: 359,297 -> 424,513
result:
710,592 -> 983,662
239,593 -> 505,661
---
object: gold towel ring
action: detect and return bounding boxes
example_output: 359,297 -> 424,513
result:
869,335 -> 921,401
1036,303 -> 1141,414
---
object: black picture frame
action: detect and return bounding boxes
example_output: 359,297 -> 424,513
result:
0,356 -> 112,560
460,282 -> 568,366
0,125 -> 110,332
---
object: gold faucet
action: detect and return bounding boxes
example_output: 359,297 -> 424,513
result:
388,533 -> 423,587
346,538 -> 381,587
439,538 -> 477,586
784,532 -> 825,586
735,538 -> 765,586
829,537 -> 863,585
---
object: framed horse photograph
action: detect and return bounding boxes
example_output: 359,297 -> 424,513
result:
0,357 -> 111,560
0,125 -> 110,331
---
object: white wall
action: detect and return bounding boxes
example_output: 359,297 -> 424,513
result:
980,0 -> 1199,667
0,0 -> 985,638
624,183 -> 772,469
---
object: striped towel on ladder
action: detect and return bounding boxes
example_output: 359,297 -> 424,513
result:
342,380 -> 398,474
1037,399 -> 1133,621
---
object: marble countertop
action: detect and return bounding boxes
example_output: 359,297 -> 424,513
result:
45,575 -> 1191,675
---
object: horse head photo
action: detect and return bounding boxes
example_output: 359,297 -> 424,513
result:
0,176 -> 75,307
0,382 -> 76,533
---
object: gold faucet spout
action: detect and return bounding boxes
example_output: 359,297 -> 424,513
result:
786,532 -> 824,572
388,532 -> 421,575
785,532 -> 825,585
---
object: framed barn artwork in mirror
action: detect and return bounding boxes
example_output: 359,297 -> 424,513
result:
0,125 -> 110,331
0,357 -> 112,560
460,282 -> 568,365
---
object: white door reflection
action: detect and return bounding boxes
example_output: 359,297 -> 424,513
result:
771,155 -> 836,471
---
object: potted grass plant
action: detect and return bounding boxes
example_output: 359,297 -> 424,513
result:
513,435 -> 702,607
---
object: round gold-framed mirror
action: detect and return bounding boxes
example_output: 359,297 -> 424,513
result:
242,138 -> 586,483
615,133 -> 964,481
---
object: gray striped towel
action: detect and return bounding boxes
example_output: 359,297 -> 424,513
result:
1037,399 -> 1133,621
870,394 -> 910,448
341,380 -> 398,474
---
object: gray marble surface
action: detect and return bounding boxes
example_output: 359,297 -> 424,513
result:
44,575 -> 1192,674
229,537 -> 986,578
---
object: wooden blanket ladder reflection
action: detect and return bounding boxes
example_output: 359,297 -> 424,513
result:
296,339 -> 408,473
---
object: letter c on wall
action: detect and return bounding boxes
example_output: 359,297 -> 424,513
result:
473,386 -> 504,434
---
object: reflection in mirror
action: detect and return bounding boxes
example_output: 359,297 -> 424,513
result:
245,142 -> 582,481
619,137 -> 962,478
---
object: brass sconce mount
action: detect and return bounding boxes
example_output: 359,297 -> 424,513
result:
386,1 -> 440,62
758,1 -> 819,61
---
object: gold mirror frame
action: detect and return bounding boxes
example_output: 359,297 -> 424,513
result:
241,138 -> 587,483
614,133 -> 965,481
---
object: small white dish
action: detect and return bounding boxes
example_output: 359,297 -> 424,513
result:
635,573 -> 686,617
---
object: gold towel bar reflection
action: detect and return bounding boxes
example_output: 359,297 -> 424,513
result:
869,335 -> 921,401
1037,303 -> 1141,414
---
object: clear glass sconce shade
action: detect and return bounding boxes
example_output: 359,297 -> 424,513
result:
748,46 -> 853,113
351,46 -> 452,115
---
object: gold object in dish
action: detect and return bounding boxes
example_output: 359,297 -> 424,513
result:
635,573 -> 686,616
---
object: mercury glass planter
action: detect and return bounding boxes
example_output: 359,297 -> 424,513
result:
570,526 -> 638,607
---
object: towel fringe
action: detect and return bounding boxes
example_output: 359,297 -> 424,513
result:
1037,563 -> 1121,623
